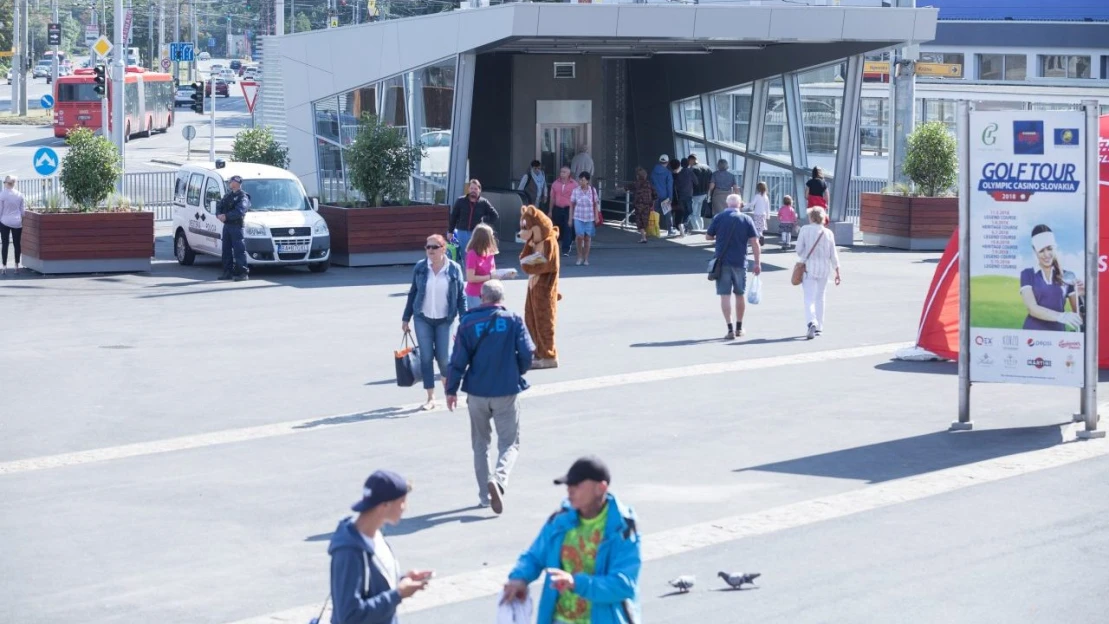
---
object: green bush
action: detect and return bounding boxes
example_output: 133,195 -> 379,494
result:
59,127 -> 123,211
231,126 -> 289,168
345,114 -> 425,206
902,121 -> 958,197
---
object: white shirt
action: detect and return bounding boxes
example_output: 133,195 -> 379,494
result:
421,260 -> 451,319
795,223 -> 840,280
360,530 -> 399,589
750,194 -> 770,219
0,187 -> 26,228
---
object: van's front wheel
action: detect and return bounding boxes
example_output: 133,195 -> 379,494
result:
175,231 -> 196,266
308,259 -> 330,273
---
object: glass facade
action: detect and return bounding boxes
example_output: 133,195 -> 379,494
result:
312,56 -> 458,205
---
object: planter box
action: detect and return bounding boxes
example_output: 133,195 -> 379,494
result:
859,193 -> 957,251
319,204 -> 449,267
21,211 -> 154,274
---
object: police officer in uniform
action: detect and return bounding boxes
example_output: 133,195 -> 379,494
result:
217,175 -> 251,281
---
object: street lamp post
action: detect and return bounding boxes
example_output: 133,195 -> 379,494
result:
113,0 -> 126,192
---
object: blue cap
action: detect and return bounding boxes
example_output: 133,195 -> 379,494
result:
352,470 -> 409,512
229,175 -> 244,183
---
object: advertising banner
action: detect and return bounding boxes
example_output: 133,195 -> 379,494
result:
1099,116 -> 1109,367
968,110 -> 1088,387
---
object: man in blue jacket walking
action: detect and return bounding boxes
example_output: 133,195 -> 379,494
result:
446,280 -> 535,515
502,456 -> 641,624
650,154 -> 674,235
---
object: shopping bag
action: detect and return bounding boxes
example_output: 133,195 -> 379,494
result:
701,198 -> 713,220
394,332 -> 422,387
446,241 -> 461,263
746,274 -> 762,305
495,595 -> 534,624
647,211 -> 661,238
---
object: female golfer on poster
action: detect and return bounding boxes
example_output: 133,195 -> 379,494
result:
1020,224 -> 1084,332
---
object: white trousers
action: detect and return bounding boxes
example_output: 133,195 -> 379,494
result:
802,274 -> 829,329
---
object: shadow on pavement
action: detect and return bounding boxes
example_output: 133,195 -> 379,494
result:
874,360 -> 957,375
293,405 -> 422,429
631,338 -> 725,348
304,505 -> 495,541
734,424 -> 1069,484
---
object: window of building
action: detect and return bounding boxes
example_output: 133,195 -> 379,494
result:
977,54 -> 1026,81
1102,55 -> 1108,79
1039,55 -> 1092,79
677,98 -> 704,137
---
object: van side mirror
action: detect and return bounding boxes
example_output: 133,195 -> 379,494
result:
311,197 -> 319,211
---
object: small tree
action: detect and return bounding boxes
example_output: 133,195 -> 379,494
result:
59,127 -> 122,211
231,126 -> 290,168
345,114 -> 425,206
902,121 -> 958,197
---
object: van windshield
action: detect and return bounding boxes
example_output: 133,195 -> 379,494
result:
240,179 -> 310,211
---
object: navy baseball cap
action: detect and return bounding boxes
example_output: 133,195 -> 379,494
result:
553,456 -> 611,486
351,470 -> 409,512
229,175 -> 244,183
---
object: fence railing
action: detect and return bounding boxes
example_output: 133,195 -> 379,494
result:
15,171 -> 177,221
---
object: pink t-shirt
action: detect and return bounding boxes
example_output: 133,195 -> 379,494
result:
550,179 -> 576,209
778,204 -> 797,224
465,250 -> 495,297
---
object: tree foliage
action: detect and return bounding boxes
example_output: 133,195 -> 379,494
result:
902,121 -> 958,197
60,127 -> 123,211
346,115 -> 425,207
232,126 -> 289,168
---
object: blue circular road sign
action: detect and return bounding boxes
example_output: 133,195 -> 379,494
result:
33,147 -> 60,176
40,94 -> 55,110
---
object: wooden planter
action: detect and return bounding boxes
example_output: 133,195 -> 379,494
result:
859,193 -> 958,251
318,204 -> 449,267
21,211 -> 154,274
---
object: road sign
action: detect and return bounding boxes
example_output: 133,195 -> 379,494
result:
208,37 -> 216,48
0,51 -> 12,58
182,125 -> 196,141
40,94 -> 55,110
329,15 -> 339,28
85,25 -> 99,46
48,23 -> 61,46
123,10 -> 134,46
170,42 -> 195,62
161,57 -> 171,70
240,81 -> 259,114
863,61 -> 890,74
916,62 -> 963,78
92,36 -> 113,59
33,147 -> 59,176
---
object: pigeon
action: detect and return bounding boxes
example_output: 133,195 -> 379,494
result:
718,571 -> 761,589
667,575 -> 696,593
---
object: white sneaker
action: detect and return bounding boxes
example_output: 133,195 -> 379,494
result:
806,323 -> 816,340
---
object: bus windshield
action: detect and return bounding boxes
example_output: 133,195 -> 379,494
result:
239,179 -> 310,211
58,83 -> 101,102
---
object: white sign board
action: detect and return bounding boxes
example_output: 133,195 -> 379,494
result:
85,25 -> 99,46
968,109 -> 1089,387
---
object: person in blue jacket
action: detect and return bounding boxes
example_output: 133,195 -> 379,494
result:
326,470 -> 434,624
650,154 -> 674,235
502,456 -> 641,624
216,174 -> 251,281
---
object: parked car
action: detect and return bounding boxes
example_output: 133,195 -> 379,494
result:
205,79 -> 230,97
198,51 -> 211,61
33,62 -> 52,78
175,85 -> 194,107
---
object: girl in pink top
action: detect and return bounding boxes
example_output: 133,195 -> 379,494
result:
465,224 -> 512,309
777,195 -> 798,249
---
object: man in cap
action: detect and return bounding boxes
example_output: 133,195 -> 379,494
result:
327,470 -> 434,624
502,456 -> 641,624
650,154 -> 674,234
216,174 -> 251,281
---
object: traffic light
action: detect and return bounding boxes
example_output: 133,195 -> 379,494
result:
93,65 -> 106,96
190,81 -> 205,114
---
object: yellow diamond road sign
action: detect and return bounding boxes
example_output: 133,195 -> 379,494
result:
92,36 -> 113,59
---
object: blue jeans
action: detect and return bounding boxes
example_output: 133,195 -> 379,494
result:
454,229 -> 472,252
414,315 -> 452,390
466,294 -> 483,311
221,224 -> 247,275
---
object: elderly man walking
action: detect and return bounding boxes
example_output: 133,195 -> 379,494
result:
705,193 -> 761,340
446,280 -> 535,515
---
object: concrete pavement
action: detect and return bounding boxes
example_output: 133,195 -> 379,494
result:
1,237 -> 1107,623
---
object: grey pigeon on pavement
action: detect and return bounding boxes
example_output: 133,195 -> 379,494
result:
668,575 -> 696,593
718,571 -> 761,589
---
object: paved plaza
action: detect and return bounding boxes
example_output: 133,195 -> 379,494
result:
2,231 -> 1108,624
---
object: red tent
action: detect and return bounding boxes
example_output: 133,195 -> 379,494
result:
910,115 -> 1109,367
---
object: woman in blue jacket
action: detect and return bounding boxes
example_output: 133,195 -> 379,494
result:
402,233 -> 467,410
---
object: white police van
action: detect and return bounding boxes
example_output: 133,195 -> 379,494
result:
171,160 -> 331,272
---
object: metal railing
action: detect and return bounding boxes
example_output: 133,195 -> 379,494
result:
15,171 -> 177,221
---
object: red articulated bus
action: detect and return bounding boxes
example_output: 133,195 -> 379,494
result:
54,67 -> 176,140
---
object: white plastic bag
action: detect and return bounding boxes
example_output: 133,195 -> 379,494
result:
496,595 -> 534,624
746,274 -> 762,305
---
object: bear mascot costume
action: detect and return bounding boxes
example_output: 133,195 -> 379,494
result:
519,205 -> 561,368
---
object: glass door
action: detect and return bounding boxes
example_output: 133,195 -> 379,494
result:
538,124 -> 589,183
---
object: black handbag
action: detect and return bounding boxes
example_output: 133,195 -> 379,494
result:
707,222 -> 734,282
700,198 -> 713,220
394,331 -> 423,387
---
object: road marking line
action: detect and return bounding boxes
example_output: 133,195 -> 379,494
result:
0,342 -> 905,477
225,426 -> 1107,623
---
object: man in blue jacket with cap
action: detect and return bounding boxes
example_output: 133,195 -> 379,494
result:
326,470 -> 434,624
502,456 -> 641,624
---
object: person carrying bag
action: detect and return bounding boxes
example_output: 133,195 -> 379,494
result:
793,207 -> 841,339
394,332 -> 422,387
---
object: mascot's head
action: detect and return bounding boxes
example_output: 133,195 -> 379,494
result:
519,205 -> 556,245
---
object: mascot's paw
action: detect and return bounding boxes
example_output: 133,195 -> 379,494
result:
532,358 -> 559,369
557,292 -> 563,301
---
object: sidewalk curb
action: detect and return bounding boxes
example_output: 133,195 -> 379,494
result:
150,159 -> 184,167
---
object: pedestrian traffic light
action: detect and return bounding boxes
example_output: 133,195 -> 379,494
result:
93,64 -> 106,96
190,81 -> 205,114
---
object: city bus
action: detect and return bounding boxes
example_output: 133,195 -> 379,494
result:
53,67 -> 176,140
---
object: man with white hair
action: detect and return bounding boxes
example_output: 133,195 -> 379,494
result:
570,146 -> 594,179
705,193 -> 761,340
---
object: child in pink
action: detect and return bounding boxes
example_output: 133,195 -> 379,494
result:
464,223 -> 498,309
778,195 -> 797,249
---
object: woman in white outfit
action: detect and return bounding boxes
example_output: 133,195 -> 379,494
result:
795,207 -> 841,339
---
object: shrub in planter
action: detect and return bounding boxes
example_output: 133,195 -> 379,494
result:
231,126 -> 290,168
345,114 -> 425,207
902,121 -> 958,197
59,127 -> 123,211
